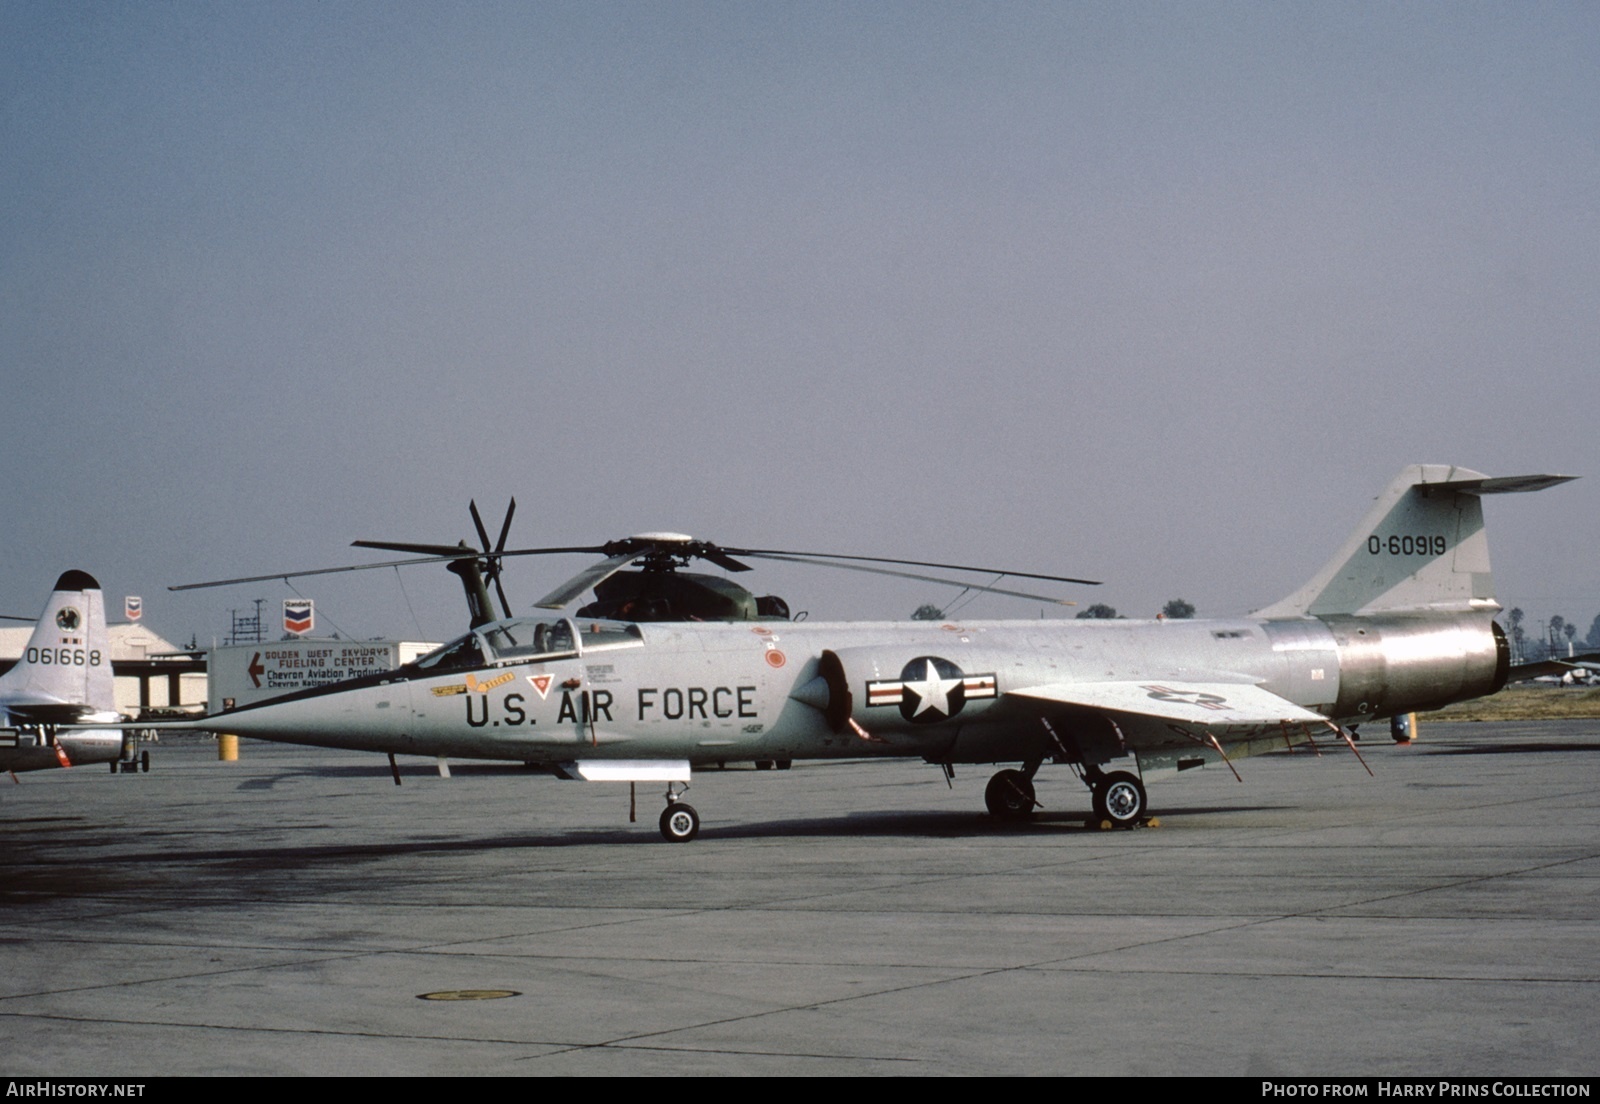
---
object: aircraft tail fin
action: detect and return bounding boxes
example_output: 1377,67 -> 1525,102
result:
1253,466 -> 1575,619
0,570 -> 117,721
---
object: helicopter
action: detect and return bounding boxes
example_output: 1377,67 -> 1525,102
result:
182,498 -> 1101,629
161,465 -> 1572,842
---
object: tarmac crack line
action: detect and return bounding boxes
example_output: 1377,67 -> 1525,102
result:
0,947 -> 455,1003
0,1009 -> 641,1051
513,1039 -> 923,1066
1286,848 -> 1600,916
515,924 -> 1600,1062
1043,966 -> 1598,984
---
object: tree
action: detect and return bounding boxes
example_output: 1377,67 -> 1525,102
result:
911,604 -> 944,621
1507,607 -> 1526,661
1162,599 -> 1195,619
1588,614 -> 1600,648
1076,603 -> 1119,620
1549,616 -> 1567,659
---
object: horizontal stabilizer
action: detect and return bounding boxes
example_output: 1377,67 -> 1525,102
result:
1426,474 -> 1575,495
2,691 -> 76,709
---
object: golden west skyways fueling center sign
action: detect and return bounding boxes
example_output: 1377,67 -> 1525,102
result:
209,640 -> 436,710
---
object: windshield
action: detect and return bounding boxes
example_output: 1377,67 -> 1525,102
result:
481,619 -> 577,661
413,633 -> 486,672
413,618 -> 642,670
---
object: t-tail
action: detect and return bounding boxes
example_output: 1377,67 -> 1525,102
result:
1252,466 -> 1576,721
1254,465 -> 1574,619
0,570 -> 123,770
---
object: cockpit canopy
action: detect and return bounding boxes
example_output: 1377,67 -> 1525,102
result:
412,617 -> 643,673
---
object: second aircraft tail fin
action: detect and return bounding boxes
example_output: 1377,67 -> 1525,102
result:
0,570 -> 117,722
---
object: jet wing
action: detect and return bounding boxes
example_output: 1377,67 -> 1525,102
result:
1009,679 -> 1325,728
1000,678 -> 1338,772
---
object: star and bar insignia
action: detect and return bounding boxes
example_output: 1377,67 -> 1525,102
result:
866,656 -> 998,723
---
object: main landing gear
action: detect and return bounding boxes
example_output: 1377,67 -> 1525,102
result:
658,782 -> 699,842
982,763 -> 1150,829
110,749 -> 150,774
984,766 -> 1039,821
1089,770 -> 1147,828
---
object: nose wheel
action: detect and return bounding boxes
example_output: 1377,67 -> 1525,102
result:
659,802 -> 700,842
658,781 -> 700,842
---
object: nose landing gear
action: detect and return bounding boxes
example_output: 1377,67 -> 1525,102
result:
659,802 -> 700,842
658,781 -> 700,842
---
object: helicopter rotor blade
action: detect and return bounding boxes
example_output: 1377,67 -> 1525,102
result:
533,552 -> 650,610
495,498 -> 517,555
351,539 -> 476,557
741,553 -> 1079,605
172,530 -> 612,597
698,547 -> 753,573
491,500 -> 517,618
729,549 -> 1099,587
470,498 -> 518,619
469,500 -> 493,556
170,552 -> 485,591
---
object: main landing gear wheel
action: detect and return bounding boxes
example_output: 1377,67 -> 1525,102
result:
1092,771 -> 1146,828
659,802 -> 700,843
985,769 -> 1037,820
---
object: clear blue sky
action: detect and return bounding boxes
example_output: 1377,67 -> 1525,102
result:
3,1 -> 1595,644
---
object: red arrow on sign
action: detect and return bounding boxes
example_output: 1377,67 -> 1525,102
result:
248,652 -> 264,689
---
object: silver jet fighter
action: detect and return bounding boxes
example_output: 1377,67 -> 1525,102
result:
1,571 -> 125,774
188,466 -> 1571,841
